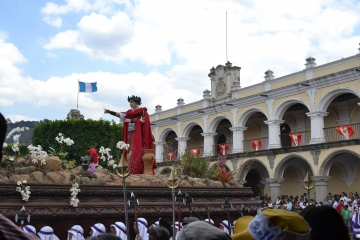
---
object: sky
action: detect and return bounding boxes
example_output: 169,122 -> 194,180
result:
0,0 -> 360,123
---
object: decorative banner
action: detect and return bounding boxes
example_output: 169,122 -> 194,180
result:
218,143 -> 229,155
190,148 -> 201,157
289,133 -> 302,146
167,152 -> 175,161
336,125 -> 354,139
251,139 -> 262,151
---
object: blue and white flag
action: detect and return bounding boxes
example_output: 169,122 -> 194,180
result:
79,81 -> 97,93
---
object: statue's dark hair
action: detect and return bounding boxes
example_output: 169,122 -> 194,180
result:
127,95 -> 142,105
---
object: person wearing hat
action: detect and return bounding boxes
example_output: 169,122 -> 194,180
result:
232,208 -> 311,240
204,218 -> 215,226
170,221 -> 183,240
179,221 -> 231,240
110,222 -> 127,240
67,225 -> 85,240
89,223 -> 106,237
151,221 -> 159,228
147,226 -> 170,240
104,95 -> 156,174
135,217 -> 149,240
38,226 -> 60,240
23,225 -> 38,238
353,207 -> 360,240
219,220 -> 232,235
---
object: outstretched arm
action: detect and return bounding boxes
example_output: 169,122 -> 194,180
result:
103,108 -> 120,118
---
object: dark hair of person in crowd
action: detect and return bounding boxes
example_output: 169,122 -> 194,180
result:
86,233 -> 122,240
300,205 -> 350,240
0,112 -> 7,160
147,226 -> 170,240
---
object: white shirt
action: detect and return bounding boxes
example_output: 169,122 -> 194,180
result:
340,196 -> 349,205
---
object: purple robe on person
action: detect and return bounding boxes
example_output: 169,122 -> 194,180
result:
352,213 -> 360,240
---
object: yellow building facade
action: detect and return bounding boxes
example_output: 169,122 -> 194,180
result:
150,44 -> 360,203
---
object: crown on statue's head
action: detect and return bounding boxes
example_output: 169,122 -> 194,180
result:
127,95 -> 142,105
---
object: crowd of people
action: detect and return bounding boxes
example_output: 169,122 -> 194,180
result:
256,191 -> 360,239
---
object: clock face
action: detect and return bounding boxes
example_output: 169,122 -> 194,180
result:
216,78 -> 226,96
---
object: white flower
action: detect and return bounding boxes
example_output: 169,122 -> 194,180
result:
112,164 -> 117,169
9,157 -> 14,161
11,144 -> 19,152
3,143 -> 7,148
70,182 -> 80,207
28,144 -> 48,165
16,181 -> 31,202
70,197 -> 79,207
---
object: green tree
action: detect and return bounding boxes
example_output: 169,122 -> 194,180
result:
32,119 -> 123,163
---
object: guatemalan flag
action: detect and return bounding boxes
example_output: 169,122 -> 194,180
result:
79,81 -> 97,93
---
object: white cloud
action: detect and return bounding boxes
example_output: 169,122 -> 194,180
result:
7,115 -> 40,122
2,0 -> 360,122
43,15 -> 63,28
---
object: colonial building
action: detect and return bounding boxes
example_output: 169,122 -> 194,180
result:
150,44 -> 360,203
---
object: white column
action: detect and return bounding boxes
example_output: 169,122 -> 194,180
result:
306,111 -> 328,144
311,176 -> 331,204
229,127 -> 247,153
264,120 -> 284,149
175,137 -> 190,157
201,132 -> 217,157
266,178 -> 284,201
154,141 -> 166,163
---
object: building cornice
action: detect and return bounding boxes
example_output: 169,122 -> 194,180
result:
152,67 -> 360,127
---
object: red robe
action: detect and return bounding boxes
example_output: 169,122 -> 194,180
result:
122,107 -> 156,174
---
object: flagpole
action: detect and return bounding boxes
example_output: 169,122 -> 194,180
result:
77,79 -> 79,110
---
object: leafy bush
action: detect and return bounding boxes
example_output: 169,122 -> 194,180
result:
32,119 -> 122,164
3,144 -> 28,156
177,153 -> 236,185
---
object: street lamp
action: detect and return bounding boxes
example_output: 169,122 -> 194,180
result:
15,206 -> 30,227
183,193 -> 194,216
116,154 -> 130,240
222,198 -> 233,234
303,172 -> 314,202
167,168 -> 179,239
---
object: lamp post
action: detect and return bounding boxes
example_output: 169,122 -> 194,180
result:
303,172 -> 314,202
116,154 -> 130,240
15,206 -> 30,227
183,193 -> 194,216
167,168 -> 179,239
222,198 -> 233,234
